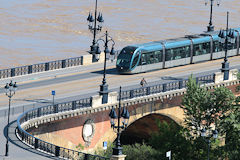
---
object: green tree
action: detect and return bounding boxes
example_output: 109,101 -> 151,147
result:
94,141 -> 114,158
181,76 -> 235,138
236,72 -> 240,92
123,143 -> 159,160
238,72 -> 240,79
95,141 -> 159,160
181,76 -> 210,138
218,72 -> 240,159
149,121 -> 194,160
181,76 -> 236,159
220,105 -> 240,159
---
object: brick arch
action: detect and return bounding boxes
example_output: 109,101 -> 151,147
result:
120,113 -> 179,145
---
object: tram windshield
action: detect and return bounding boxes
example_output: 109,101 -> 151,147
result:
117,46 -> 137,67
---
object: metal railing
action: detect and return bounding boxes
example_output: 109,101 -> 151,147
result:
0,57 -> 83,79
120,74 -> 214,100
16,73 -> 214,159
17,97 -> 108,160
0,51 -> 121,80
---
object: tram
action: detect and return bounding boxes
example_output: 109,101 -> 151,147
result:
116,28 -> 240,74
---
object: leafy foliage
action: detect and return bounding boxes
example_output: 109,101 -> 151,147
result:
95,141 -> 159,160
220,71 -> 240,159
236,72 -> 240,92
76,143 -> 84,150
95,75 -> 240,159
149,121 -> 194,160
94,141 -> 114,158
218,71 -> 240,159
181,76 -> 235,139
181,76 -> 211,138
219,104 -> 240,159
123,143 -> 159,160
181,75 -> 239,159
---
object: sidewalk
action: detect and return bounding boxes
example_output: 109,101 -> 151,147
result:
0,60 -> 116,86
0,115 -> 57,160
0,60 -> 117,159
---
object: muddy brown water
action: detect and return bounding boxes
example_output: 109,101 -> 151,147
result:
0,0 -> 239,68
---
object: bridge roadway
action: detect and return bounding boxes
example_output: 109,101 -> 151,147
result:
0,56 -> 240,115
0,56 -> 240,159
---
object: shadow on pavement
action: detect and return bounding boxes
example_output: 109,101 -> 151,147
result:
3,120 -> 58,159
161,76 -> 184,81
91,68 -> 119,75
15,98 -> 52,104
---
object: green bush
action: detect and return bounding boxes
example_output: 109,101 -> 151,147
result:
123,143 -> 160,160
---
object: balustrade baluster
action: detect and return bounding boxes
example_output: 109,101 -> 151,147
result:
163,83 -> 167,92
35,138 -> 39,149
54,104 -> 58,113
146,87 -> 150,95
130,90 -> 134,98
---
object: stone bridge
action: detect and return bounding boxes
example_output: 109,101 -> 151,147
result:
16,69 -> 240,159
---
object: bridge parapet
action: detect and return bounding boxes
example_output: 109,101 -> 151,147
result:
17,98 -> 109,159
0,51 -> 120,80
16,69 -> 240,158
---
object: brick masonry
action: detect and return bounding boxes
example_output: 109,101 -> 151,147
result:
27,80 -> 240,153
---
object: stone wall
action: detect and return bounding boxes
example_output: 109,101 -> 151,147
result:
24,78 -> 240,153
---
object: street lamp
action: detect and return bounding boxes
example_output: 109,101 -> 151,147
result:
87,0 -> 104,62
201,128 -> 218,160
93,30 -> 115,104
218,11 -> 236,80
4,80 -> 17,156
109,86 -> 130,155
204,0 -> 221,32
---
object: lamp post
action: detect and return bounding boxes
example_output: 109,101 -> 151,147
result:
201,128 -> 218,160
109,86 -> 130,156
87,0 -> 104,62
4,80 -> 17,156
204,0 -> 220,32
218,12 -> 236,80
93,30 -> 115,104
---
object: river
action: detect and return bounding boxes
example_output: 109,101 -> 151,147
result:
0,0 -> 239,68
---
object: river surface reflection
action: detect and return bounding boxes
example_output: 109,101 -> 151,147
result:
0,0 -> 239,68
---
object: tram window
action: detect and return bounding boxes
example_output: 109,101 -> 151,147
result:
141,52 -> 158,64
219,42 -> 224,51
217,42 -> 234,51
166,49 -> 173,61
145,53 -> 151,64
141,53 -> 151,65
116,53 -> 131,67
203,42 -> 210,54
149,52 -> 155,64
185,46 -> 190,57
140,54 -> 147,65
234,39 -> 237,49
172,47 -> 181,60
132,56 -> 139,67
179,46 -> 190,58
154,50 -> 163,63
170,46 -> 190,60
213,41 -> 222,52
179,48 -> 185,58
193,44 -> 201,56
227,42 -> 234,50
193,42 -> 210,56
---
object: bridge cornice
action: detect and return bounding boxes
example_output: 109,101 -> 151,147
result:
21,79 -> 240,131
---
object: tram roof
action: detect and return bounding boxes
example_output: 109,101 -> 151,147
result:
130,27 -> 240,51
